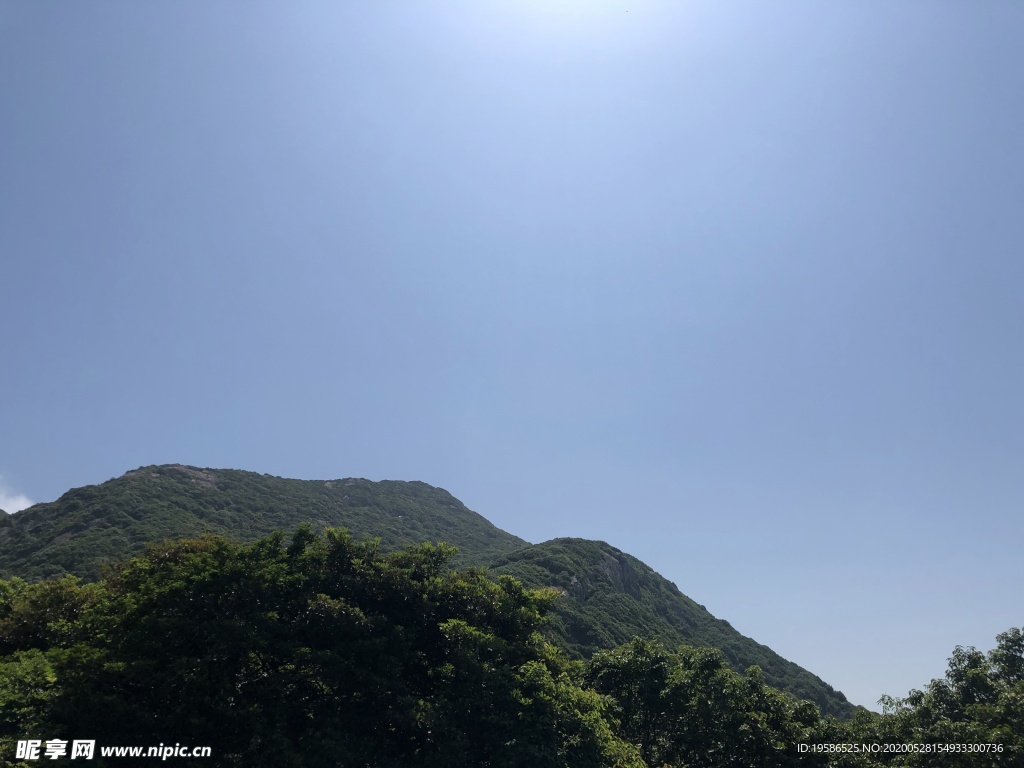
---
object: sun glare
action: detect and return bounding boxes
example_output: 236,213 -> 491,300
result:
478,0 -> 646,49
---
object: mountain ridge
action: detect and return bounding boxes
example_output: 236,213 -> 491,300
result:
0,464 -> 527,581
489,537 -> 853,718
0,464 -> 855,718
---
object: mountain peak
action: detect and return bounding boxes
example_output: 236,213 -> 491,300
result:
1,466 -> 526,582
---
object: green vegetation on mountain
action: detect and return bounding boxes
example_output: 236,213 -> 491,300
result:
0,530 -> 642,767
489,539 -> 854,719
0,465 -> 526,581
0,465 -> 855,718
586,638 -> 826,767
1,530 -> 1020,767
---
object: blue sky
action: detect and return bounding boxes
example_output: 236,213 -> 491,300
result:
2,0 -> 1022,710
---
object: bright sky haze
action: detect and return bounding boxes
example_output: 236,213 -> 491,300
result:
2,0 -> 1022,710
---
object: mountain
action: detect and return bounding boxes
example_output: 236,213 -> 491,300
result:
489,538 -> 854,719
0,464 -> 855,718
0,464 -> 526,581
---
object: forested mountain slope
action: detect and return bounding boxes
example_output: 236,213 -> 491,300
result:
0,464 -> 853,718
0,464 -> 526,581
489,538 -> 855,719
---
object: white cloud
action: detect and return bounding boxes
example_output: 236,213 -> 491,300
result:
0,478 -> 34,513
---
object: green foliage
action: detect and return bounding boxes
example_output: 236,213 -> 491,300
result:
0,529 -> 641,767
586,638 -> 827,768
864,627 -> 1024,767
0,467 -> 852,719
0,465 -> 527,582
2,524 -> 1021,768
490,538 -> 856,719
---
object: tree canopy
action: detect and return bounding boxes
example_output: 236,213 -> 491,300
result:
1,528 -> 1021,767
0,529 -> 640,767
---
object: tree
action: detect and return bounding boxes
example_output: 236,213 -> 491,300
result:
0,529 -> 644,767
874,628 -> 1024,767
587,638 -> 827,768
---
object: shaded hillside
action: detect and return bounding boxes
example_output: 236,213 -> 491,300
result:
488,538 -> 856,719
0,464 -> 526,581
